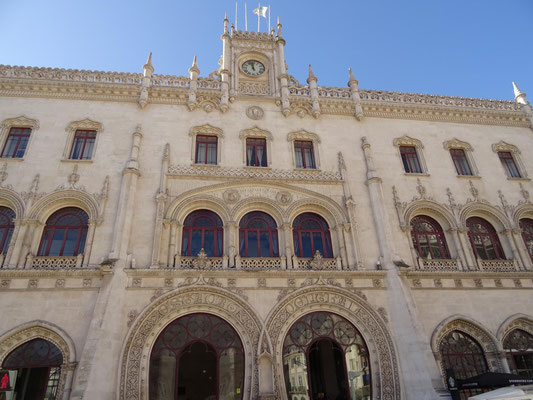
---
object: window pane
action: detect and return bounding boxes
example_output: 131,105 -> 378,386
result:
15,136 -> 29,158
304,148 -> 315,169
182,234 -> 189,256
203,230 -> 214,257
295,147 -> 303,168
312,232 -> 324,256
196,143 -> 206,163
272,233 -> 279,257
428,235 -> 443,258
418,235 -> 430,258
191,230 -> 202,256
247,231 -> 258,257
259,231 -> 270,257
207,143 -> 217,164
301,232 -> 313,257
48,229 -> 65,256
82,138 -> 95,160
2,136 -> 18,158
61,229 -> 78,256
70,138 -> 83,159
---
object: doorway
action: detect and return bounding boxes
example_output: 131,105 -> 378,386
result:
177,342 -> 217,400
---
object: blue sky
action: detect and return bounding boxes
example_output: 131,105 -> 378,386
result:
1,0 -> 531,100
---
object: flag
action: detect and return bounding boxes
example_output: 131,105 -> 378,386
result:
253,6 -> 268,18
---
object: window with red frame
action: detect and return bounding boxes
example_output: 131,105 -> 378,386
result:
450,148 -> 473,176
1,127 -> 31,158
498,151 -> 521,178
239,211 -> 279,257
246,138 -> 267,167
294,140 -> 315,169
181,210 -> 223,257
293,213 -> 332,258
195,135 -> 218,165
440,330 -> 489,399
70,130 -> 96,160
410,216 -> 450,259
399,146 -> 423,173
0,207 -> 15,254
38,207 -> 88,257
503,329 -> 533,378
520,218 -> 533,261
466,217 -> 505,260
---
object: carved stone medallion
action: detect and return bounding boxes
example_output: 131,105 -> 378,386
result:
223,188 -> 241,203
276,191 -> 293,205
246,106 -> 264,120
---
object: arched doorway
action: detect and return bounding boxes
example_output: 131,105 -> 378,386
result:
1,338 -> 63,400
503,329 -> 533,378
149,313 -> 245,400
282,312 -> 371,400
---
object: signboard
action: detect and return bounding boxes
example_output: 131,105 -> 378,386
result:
0,370 -> 11,391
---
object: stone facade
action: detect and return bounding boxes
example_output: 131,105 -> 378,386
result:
0,15 -> 532,400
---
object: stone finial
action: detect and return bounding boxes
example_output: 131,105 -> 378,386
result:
143,52 -> 154,76
513,82 -> 527,105
188,55 -> 200,75
348,67 -> 358,86
223,11 -> 229,34
307,64 -> 317,84
277,17 -> 282,36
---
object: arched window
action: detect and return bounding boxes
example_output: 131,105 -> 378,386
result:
0,207 -> 15,254
410,216 -> 450,259
440,330 -> 488,399
38,207 -> 88,257
466,217 -> 505,260
520,219 -> 533,261
282,312 -> 371,400
292,213 -> 332,258
149,313 -> 245,400
181,210 -> 223,257
2,338 -> 63,400
503,329 -> 533,378
239,212 -> 279,257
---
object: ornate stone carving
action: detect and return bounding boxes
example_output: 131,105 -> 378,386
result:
454,279 -> 463,288
192,249 -> 212,269
239,126 -> 272,141
372,279 -> 383,288
164,278 -> 173,287
411,279 -> 422,288
275,191 -> 292,205
131,278 -> 141,288
119,286 -> 262,400
492,140 -> 520,154
513,279 -> 522,288
519,183 -> 530,203
83,278 -> 92,288
65,118 -> 102,135
257,278 -> 266,288
127,310 -> 138,327
443,138 -> 473,151
189,124 -> 223,138
393,135 -> 423,149
28,279 -> 38,289
1,279 -> 11,288
494,279 -> 503,288
474,279 -> 483,288
246,106 -> 264,120
55,279 -> 65,288
287,129 -> 321,143
238,81 -> 269,96
223,188 -> 241,203
433,279 -> 443,288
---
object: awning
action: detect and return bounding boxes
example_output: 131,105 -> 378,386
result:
458,372 -> 533,389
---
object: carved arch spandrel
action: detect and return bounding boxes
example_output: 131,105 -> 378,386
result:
513,203 -> 533,228
459,201 -> 512,231
0,320 -> 77,400
264,286 -> 401,400
430,315 -> 502,375
0,188 -> 25,219
118,286 -> 264,400
28,189 -> 100,223
497,314 -> 533,343
400,199 -> 457,232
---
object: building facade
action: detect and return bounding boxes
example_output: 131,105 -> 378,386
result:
0,15 -> 532,400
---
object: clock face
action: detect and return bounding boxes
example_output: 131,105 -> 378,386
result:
242,60 -> 265,76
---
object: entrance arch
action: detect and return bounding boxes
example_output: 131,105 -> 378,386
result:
283,312 -> 371,400
119,286 -> 262,400
265,286 -> 400,400
149,313 -> 245,400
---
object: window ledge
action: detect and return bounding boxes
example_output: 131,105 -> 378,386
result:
0,157 -> 24,162
191,163 -> 220,168
507,177 -> 531,182
404,172 -> 430,177
243,166 -> 272,171
61,159 -> 93,164
294,168 -> 321,172
456,175 -> 481,180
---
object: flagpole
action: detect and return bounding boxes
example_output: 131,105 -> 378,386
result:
245,2 -> 247,31
257,2 -> 260,32
235,1 -> 238,30
268,5 -> 270,32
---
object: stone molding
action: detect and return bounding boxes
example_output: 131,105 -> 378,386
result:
189,123 -> 224,138
393,135 -> 423,149
492,140 -> 520,154
0,115 -> 39,136
497,314 -> 533,342
264,286 -> 401,400
119,285 -> 263,400
443,137 -> 473,151
1,65 -> 530,127
286,129 -> 321,143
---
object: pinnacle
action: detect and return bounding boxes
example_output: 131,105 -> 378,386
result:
145,52 -> 153,67
512,81 -> 523,97
308,64 -> 315,78
349,67 -> 355,81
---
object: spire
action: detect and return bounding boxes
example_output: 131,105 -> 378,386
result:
307,64 -> 317,84
223,11 -> 229,34
188,55 -> 199,75
513,81 -> 527,105
348,67 -> 358,86
143,52 -> 154,76
277,17 -> 282,36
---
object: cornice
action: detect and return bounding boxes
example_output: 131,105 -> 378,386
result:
400,270 -> 533,279
0,64 -> 530,128
0,268 -> 103,278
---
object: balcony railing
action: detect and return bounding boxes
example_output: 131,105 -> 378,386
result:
236,256 -> 285,270
175,255 -> 225,270
417,258 -> 460,272
27,254 -> 83,269
477,258 -> 518,272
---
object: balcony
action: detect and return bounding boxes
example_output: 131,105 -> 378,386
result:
477,258 -> 518,272
236,256 -> 285,270
417,258 -> 460,272
27,254 -> 83,269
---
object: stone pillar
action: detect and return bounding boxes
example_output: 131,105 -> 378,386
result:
512,229 -> 533,270
150,192 -> 167,268
449,228 -> 467,270
62,361 -> 77,400
226,221 -> 237,267
276,19 -> 290,116
361,136 -> 444,399
282,223 -> 293,268
7,218 -> 25,268
188,56 -> 199,110
348,68 -> 364,121
345,199 -> 363,269
507,229 -> 528,270
458,228 -> 476,270
219,13 -> 230,112
18,220 -> 38,268
405,227 -> 420,269
138,53 -> 153,109
335,224 -> 348,269
109,128 -> 142,261
167,222 -> 179,268
307,65 -> 320,118
82,220 -> 96,267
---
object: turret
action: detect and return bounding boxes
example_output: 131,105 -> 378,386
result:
513,81 -> 528,105
187,55 -> 199,110
276,17 -> 290,116
307,65 -> 320,118
348,68 -> 364,121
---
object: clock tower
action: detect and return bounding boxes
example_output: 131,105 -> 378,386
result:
220,14 -> 289,107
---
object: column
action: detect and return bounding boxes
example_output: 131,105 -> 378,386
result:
458,228 -> 476,270
282,223 -> 293,269
448,228 -> 467,270
7,218 -> 24,268
405,227 -> 420,269
82,220 -> 96,267
335,224 -> 348,269
226,221 -> 237,268
167,222 -> 179,267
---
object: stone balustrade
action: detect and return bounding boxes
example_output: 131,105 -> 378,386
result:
236,256 -> 285,270
477,258 -> 518,272
27,254 -> 83,269
417,258 -> 460,272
